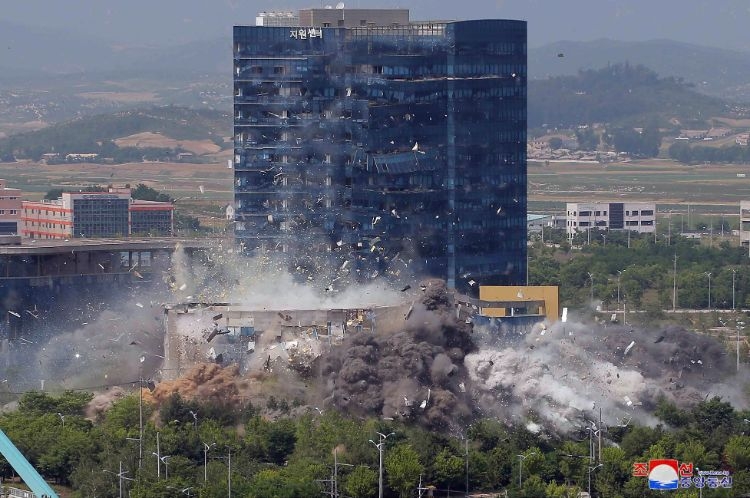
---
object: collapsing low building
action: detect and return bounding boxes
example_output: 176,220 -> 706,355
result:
162,303 -> 398,380
233,9 -> 527,294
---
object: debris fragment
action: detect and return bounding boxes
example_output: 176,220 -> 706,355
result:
623,341 -> 635,355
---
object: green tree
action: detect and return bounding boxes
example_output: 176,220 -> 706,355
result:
548,137 -> 563,150
343,466 -> 378,498
433,448 -> 464,490
267,419 -> 297,465
385,444 -> 423,498
131,184 -> 173,202
575,127 -> 599,150
724,435 -> 750,470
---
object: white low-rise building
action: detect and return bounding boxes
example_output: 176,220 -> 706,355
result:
566,202 -> 656,238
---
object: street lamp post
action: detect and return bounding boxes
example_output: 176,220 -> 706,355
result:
138,356 -> 145,471
203,442 -> 216,482
617,269 -> 626,322
517,451 -> 538,488
588,464 -> 603,498
732,269 -> 737,311
153,432 -> 162,479
673,253 -> 678,312
369,432 -> 395,498
588,272 -> 594,303
705,272 -> 712,310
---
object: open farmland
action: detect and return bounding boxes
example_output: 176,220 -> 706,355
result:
529,159 -> 750,219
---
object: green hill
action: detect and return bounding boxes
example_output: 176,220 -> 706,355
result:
529,63 -> 732,129
530,39 -> 750,103
0,106 -> 230,162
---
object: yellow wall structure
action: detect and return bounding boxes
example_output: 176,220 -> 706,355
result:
478,285 -> 559,321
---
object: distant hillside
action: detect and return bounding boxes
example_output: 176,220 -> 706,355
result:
0,106 -> 230,162
0,20 -> 226,77
528,63 -> 730,129
530,39 -> 750,102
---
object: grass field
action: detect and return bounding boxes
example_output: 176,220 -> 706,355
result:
529,159 -> 750,219
0,160 -> 233,227
1,157 -> 747,229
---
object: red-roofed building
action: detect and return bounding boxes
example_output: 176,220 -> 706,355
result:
22,189 -> 173,239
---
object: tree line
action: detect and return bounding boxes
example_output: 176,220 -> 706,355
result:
530,228 -> 750,311
0,388 -> 748,498
669,142 -> 750,165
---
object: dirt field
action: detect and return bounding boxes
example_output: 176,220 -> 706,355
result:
114,132 -> 222,155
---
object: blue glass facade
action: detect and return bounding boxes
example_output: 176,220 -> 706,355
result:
233,20 -> 527,293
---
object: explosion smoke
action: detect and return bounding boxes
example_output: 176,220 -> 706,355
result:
465,316 -> 748,433
319,280 -> 474,429
5,235 -> 747,438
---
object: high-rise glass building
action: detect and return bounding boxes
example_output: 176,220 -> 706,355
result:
233,10 -> 526,293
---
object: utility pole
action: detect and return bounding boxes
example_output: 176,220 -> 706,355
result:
332,447 -> 353,497
465,436 -> 469,497
598,408 -> 602,465
138,356 -> 145,471
672,254 -> 678,312
738,323 -> 741,373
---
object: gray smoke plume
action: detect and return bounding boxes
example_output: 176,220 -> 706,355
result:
319,280 -> 474,429
466,315 -> 748,434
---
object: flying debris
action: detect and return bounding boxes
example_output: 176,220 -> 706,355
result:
8,310 -> 20,318
557,53 -> 564,57
623,341 -> 635,356
404,302 -> 414,320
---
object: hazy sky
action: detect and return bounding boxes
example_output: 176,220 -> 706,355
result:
3,0 -> 750,51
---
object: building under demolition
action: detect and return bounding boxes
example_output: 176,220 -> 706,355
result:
233,9 -> 527,293
162,303 -> 398,380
